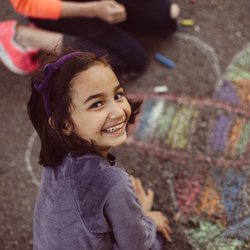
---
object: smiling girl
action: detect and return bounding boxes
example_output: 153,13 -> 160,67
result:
27,51 -> 171,250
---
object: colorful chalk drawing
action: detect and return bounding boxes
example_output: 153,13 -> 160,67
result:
127,93 -> 250,167
127,43 -> 250,249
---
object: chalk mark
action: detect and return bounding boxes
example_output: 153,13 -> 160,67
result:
24,130 -> 40,187
175,32 -> 222,88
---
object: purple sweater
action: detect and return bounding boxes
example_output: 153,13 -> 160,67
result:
33,153 -> 163,250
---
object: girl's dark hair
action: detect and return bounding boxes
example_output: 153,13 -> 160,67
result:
27,50 -> 141,167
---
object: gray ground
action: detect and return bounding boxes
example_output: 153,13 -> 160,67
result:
0,0 -> 250,249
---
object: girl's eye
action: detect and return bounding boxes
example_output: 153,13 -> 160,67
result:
115,92 -> 124,100
90,101 -> 103,109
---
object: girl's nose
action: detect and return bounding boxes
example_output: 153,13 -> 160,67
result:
108,102 -> 124,119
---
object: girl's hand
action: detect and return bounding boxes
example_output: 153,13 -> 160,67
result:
130,176 -> 154,212
145,211 -> 172,242
93,0 -> 127,24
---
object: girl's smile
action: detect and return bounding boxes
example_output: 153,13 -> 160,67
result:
67,63 -> 131,157
102,122 -> 125,134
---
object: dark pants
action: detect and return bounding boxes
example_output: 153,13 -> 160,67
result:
30,0 -> 176,75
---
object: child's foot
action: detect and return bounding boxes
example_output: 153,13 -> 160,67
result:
0,20 -> 40,75
170,3 -> 181,19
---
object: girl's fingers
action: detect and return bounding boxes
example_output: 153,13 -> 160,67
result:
135,178 -> 146,195
161,220 -> 172,241
130,176 -> 155,204
162,228 -> 172,242
130,176 -> 135,188
147,188 -> 154,199
138,179 -> 153,199
132,177 -> 140,191
131,177 -> 145,196
164,222 -> 171,234
163,217 -> 171,233
131,176 -> 139,189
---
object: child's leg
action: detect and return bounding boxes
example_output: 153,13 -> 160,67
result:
63,28 -> 148,76
15,25 -> 63,54
29,17 -> 148,76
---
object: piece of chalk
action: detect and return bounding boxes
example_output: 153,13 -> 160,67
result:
179,19 -> 194,26
153,85 -> 168,93
154,53 -> 176,69
194,25 -> 200,32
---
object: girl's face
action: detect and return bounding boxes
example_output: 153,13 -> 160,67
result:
68,63 -> 131,157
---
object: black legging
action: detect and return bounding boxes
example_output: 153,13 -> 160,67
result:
30,0 -> 176,76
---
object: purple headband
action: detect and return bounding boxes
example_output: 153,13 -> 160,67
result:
34,51 -> 82,118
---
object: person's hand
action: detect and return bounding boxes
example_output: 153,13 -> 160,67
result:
145,211 -> 172,242
130,176 -> 154,212
93,0 -> 127,24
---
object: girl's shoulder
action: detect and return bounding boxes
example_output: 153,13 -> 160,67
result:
68,153 -> 128,190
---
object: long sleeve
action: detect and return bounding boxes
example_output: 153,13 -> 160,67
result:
9,0 -> 62,19
104,173 -> 157,250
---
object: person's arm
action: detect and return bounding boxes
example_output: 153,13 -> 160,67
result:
9,0 -> 62,19
9,0 -> 126,23
61,1 -> 126,23
104,174 -> 158,250
130,176 -> 171,242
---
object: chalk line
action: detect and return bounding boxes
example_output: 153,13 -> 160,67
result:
24,130 -> 40,187
223,42 -> 250,80
175,32 -> 223,88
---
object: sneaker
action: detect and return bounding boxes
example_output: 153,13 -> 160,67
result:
0,20 -> 40,75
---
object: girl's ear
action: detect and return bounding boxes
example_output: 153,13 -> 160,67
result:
48,117 -> 72,135
48,116 -> 55,129
61,121 -> 73,135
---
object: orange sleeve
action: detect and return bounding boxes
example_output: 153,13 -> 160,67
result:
9,0 -> 62,20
